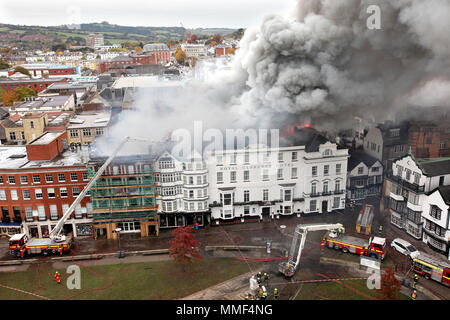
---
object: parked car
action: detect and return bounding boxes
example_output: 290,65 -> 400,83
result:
390,238 -> 420,259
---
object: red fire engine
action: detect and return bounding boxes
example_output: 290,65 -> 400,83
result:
321,229 -> 387,260
413,253 -> 450,287
9,233 -> 72,258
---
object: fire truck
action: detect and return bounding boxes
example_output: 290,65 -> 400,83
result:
412,253 -> 450,287
9,136 -> 146,258
9,233 -> 72,258
321,229 -> 386,260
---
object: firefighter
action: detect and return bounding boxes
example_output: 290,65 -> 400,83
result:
413,273 -> 419,289
55,271 -> 61,284
261,291 -> 268,300
411,290 -> 417,300
349,201 -> 354,211
245,294 -> 250,300
274,288 -> 279,300
378,225 -> 383,236
263,272 -> 269,286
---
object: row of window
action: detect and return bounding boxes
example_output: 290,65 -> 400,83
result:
311,180 -> 342,194
161,200 -> 209,212
217,167 -> 299,183
356,166 -> 380,174
158,161 -> 206,171
350,175 -> 383,188
218,188 -> 300,205
155,173 -> 208,185
309,197 -> 341,211
396,165 -> 421,184
103,164 -> 151,176
217,151 -> 300,165
2,83 -> 48,90
0,172 -> 88,185
424,220 -> 446,237
23,203 -> 92,221
0,186 -> 86,201
8,131 -> 25,141
312,164 -> 342,176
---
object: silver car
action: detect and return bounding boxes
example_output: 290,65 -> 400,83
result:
390,238 -> 420,259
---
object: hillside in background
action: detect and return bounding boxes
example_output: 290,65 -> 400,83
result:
0,22 -> 237,50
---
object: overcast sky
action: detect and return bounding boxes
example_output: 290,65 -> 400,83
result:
0,0 -> 295,29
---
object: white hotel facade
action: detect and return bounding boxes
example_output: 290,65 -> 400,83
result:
206,138 -> 349,223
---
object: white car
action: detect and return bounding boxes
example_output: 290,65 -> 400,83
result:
390,238 -> 420,259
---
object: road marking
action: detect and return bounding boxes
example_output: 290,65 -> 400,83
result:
0,283 -> 51,300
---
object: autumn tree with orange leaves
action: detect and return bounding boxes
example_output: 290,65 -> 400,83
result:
377,266 -> 402,300
169,226 -> 202,271
2,90 -> 20,106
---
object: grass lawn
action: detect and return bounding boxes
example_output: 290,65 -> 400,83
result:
0,258 -> 256,300
295,279 -> 410,300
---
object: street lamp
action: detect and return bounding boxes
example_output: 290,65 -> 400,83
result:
113,227 -> 125,259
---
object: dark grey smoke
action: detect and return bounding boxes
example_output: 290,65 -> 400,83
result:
221,0 -> 450,131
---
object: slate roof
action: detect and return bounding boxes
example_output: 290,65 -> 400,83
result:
417,158 -> 450,177
348,149 -> 381,171
437,185 -> 450,204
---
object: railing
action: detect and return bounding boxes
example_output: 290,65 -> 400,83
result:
209,202 -> 223,207
385,172 -> 425,193
92,198 -> 156,210
303,192 -> 321,198
91,188 -> 156,198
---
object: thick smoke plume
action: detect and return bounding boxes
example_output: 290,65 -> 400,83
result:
224,0 -> 450,130
99,0 -> 450,155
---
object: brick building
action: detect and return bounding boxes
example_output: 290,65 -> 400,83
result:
8,64 -> 79,78
408,120 -> 450,158
142,43 -> 171,64
0,134 -> 92,239
215,45 -> 232,56
98,54 -> 159,74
